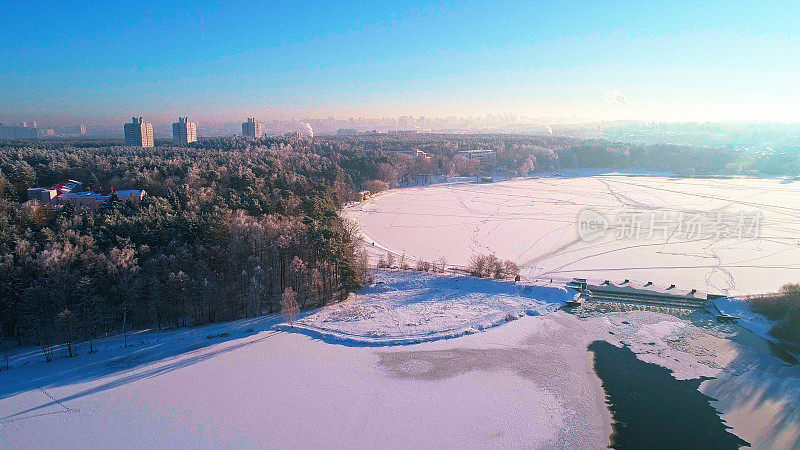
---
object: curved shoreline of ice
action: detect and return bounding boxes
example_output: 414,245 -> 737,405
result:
284,269 -> 568,345
345,175 -> 800,296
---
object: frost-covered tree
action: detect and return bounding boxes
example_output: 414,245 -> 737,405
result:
280,287 -> 299,326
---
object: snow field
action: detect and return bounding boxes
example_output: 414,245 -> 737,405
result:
1,268 -> 798,448
347,175 -> 800,296
287,269 -> 568,344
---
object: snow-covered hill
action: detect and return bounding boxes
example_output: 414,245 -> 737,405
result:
288,270 -> 568,344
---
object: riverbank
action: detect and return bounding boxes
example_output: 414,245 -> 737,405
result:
2,270 -> 797,447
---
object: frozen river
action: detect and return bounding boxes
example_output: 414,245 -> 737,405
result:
346,174 -> 800,296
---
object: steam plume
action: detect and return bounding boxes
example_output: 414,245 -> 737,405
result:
605,90 -> 629,107
301,122 -> 314,138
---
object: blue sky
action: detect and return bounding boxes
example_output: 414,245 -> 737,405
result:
1,0 -> 799,124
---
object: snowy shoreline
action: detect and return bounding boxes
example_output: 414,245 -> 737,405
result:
0,246 -> 800,448
1,269 -> 798,447
345,174 -> 800,296
282,270 -> 567,346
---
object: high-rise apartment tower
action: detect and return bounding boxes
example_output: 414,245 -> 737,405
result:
124,117 -> 154,147
172,117 -> 197,145
242,118 -> 263,139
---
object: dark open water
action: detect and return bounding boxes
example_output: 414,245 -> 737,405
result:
588,340 -> 750,449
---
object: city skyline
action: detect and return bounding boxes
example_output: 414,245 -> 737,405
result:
2,1 -> 799,124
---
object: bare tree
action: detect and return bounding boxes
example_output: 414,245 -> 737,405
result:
468,254 -> 487,277
57,308 -> 77,357
487,255 -> 504,279
363,179 -> 389,194
356,250 -> 369,284
41,345 -> 54,363
122,306 -> 129,348
399,252 -> 410,270
468,253 -> 519,279
503,260 -> 520,279
281,287 -> 299,326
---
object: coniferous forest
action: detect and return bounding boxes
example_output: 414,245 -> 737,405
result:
1,134 -> 798,350
0,138 -> 386,348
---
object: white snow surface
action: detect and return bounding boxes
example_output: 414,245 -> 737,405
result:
714,297 -> 780,343
289,269 -> 568,344
6,170 -> 800,448
346,174 -> 800,296
1,271 -> 799,448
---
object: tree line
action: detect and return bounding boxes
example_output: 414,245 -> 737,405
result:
1,132 -> 798,356
322,133 -> 800,178
748,283 -> 800,345
0,138 -> 377,351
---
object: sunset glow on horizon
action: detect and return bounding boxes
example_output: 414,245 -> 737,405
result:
2,1 -> 799,125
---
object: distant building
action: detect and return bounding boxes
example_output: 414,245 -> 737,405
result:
27,188 -> 59,203
52,125 -> 86,136
52,179 -> 84,194
27,178 -> 145,211
456,149 -> 497,166
336,128 -> 357,136
124,117 -> 154,147
58,190 -> 146,211
388,149 -> 431,160
28,179 -> 84,202
414,150 -> 431,160
242,118 -> 263,139
0,122 -> 39,140
172,117 -> 197,145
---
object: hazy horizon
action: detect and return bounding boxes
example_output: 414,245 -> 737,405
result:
2,1 -> 799,126
6,114 -> 800,130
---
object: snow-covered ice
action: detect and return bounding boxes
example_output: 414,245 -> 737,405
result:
714,297 -> 780,343
347,175 -> 800,296
4,174 -> 800,448
2,269 -> 798,448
